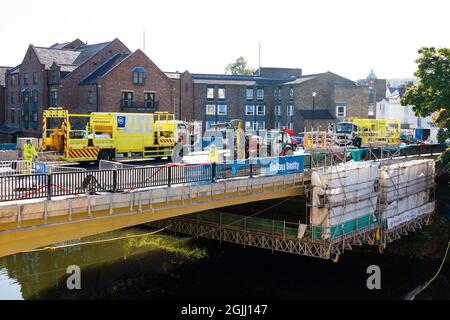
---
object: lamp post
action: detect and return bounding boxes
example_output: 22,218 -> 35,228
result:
312,92 -> 317,131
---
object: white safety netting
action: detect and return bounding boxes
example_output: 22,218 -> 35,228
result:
379,159 -> 435,229
310,161 -> 380,239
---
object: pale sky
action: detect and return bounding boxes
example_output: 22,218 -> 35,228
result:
1,0 -> 449,81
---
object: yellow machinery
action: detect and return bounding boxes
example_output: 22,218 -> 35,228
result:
334,118 -> 401,147
42,107 -> 177,162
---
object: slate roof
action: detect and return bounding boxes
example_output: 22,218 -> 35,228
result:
34,47 -> 81,69
50,42 -> 70,49
0,66 -> 12,86
79,52 -> 130,85
165,72 -> 182,79
33,41 -> 110,70
191,73 -> 298,86
6,65 -> 20,74
284,75 -> 317,85
73,42 -> 110,66
298,109 -> 336,120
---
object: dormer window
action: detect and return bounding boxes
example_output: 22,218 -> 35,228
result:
132,67 -> 146,85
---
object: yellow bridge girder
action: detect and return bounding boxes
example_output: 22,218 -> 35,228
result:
0,182 -> 304,258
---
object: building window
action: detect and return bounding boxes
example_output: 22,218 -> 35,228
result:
121,92 -> 133,107
51,71 -> 58,83
23,91 -> 29,103
144,92 -> 155,108
217,104 -> 227,115
207,87 -> 214,99
33,72 -> 38,84
245,121 -> 254,131
289,86 -> 294,100
87,91 -> 94,105
287,105 -> 293,116
23,73 -> 28,85
336,105 -> 346,118
275,121 -> 281,129
206,104 -> 216,115
10,110 -> 15,124
32,91 -> 38,103
10,75 -> 17,86
205,121 -> 216,130
50,90 -> 58,107
218,88 -> 226,100
275,105 -> 281,116
132,67 -> 146,84
32,111 -> 38,122
256,121 -> 265,130
257,105 -> 265,116
288,122 -> 293,130
246,88 -> 253,100
245,105 -> 255,115
10,92 -> 15,105
257,88 -> 264,100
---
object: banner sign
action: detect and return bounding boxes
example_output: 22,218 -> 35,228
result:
387,202 -> 435,229
260,155 -> 304,176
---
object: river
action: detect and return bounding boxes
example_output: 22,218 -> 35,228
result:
0,176 -> 448,300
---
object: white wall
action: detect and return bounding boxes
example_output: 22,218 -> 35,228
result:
376,97 -> 438,143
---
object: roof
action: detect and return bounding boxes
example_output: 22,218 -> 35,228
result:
73,42 -> 110,65
193,79 -> 257,86
50,42 -> 70,49
298,109 -> 336,120
165,72 -> 181,79
33,41 -> 110,70
191,73 -> 297,86
34,47 -> 81,69
284,75 -> 317,85
0,124 -> 20,134
0,67 -> 12,86
79,52 -> 130,85
6,65 -> 20,75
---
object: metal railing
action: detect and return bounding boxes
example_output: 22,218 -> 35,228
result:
0,155 -> 307,203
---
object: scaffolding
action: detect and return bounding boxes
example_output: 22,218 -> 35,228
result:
149,145 -> 437,261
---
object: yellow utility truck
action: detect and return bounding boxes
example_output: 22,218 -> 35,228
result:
42,107 -> 177,162
333,118 -> 401,147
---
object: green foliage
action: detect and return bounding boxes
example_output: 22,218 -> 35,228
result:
225,56 -> 255,75
437,128 -> 450,145
401,47 -> 450,130
438,147 -> 450,171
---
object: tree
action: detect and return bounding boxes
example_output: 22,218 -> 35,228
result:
401,47 -> 450,168
401,47 -> 450,130
224,57 -> 255,75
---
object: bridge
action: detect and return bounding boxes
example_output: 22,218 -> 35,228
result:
0,144 -> 445,259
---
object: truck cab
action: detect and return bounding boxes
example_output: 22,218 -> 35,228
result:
334,122 -> 362,147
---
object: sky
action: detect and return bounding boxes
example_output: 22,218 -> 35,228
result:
0,0 -> 449,81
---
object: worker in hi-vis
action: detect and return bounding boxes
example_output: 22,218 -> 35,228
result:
208,144 -> 219,163
23,139 -> 37,174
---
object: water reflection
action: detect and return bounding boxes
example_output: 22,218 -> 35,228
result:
0,227 -> 206,300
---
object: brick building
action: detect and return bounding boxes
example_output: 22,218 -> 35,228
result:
2,38 -> 190,138
192,68 -> 368,134
0,67 -> 11,125
357,70 -> 387,118
1,37 -> 369,139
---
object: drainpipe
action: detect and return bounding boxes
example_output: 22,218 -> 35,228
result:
96,84 -> 99,112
